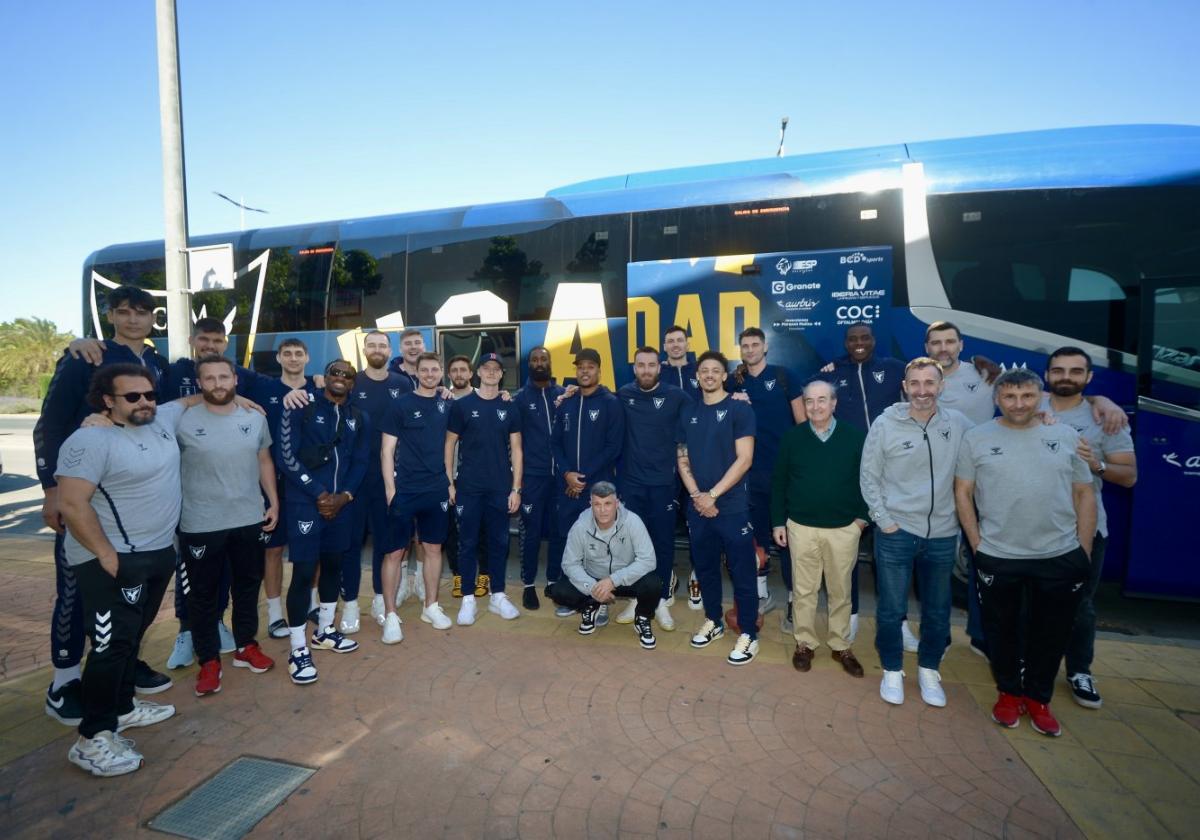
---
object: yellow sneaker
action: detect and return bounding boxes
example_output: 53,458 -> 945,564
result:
474,574 -> 490,597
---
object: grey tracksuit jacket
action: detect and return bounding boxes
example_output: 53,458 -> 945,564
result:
859,402 -> 972,539
561,503 -> 656,594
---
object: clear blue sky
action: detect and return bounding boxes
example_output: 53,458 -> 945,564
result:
2,0 -> 1197,334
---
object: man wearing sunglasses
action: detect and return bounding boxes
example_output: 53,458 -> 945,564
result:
275,360 -> 371,684
55,364 -> 185,776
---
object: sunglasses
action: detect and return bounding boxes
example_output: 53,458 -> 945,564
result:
327,369 -> 356,379
113,390 -> 158,404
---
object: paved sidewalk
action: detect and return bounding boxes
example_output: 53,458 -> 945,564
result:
0,536 -> 1197,838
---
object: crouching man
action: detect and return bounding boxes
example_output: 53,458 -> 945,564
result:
549,482 -> 661,650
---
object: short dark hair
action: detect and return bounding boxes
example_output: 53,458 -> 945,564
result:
400,328 -> 423,341
845,322 -> 873,335
192,317 -> 226,336
278,337 -> 308,353
925,321 -> 961,341
527,345 -> 549,358
738,326 -> 766,343
994,367 -> 1043,391
446,354 -> 471,369
107,285 -> 155,312
195,355 -> 235,377
663,325 -> 688,339
419,352 -> 445,367
87,363 -> 154,411
696,350 -> 728,368
1047,346 -> 1093,372
324,358 -> 356,376
363,329 -> 390,343
634,345 -> 659,360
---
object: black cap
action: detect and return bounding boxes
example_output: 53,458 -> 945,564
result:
573,348 -> 601,366
478,352 -> 504,370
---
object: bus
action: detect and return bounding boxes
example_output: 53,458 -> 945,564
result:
81,123 -> 1200,599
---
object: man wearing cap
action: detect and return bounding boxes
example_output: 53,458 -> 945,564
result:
550,348 -> 625,618
445,352 -> 524,625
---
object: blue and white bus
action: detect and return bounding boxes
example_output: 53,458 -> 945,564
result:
82,123 -> 1200,599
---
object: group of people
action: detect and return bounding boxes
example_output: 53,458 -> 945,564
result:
34,284 -> 1135,778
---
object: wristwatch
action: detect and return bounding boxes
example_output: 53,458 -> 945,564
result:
708,489 -> 720,500
1096,461 -> 1107,476
343,491 -> 354,502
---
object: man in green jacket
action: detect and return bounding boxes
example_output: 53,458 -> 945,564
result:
771,380 -> 869,677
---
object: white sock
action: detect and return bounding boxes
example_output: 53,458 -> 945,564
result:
757,576 -> 769,598
289,626 -> 306,650
309,588 -> 319,611
52,665 -> 81,691
267,597 -> 283,624
318,602 -> 336,630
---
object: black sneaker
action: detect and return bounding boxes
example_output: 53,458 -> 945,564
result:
578,604 -> 598,635
1067,672 -> 1102,709
543,583 -> 554,599
45,679 -> 84,725
522,586 -> 540,611
634,615 -> 656,650
134,660 -> 173,695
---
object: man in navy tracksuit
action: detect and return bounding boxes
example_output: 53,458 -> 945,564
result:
35,285 -> 170,724
550,348 -> 625,617
616,346 -> 691,632
275,360 -> 370,685
661,325 -> 701,399
513,346 -> 565,610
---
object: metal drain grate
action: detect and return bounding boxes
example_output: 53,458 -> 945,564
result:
149,756 -> 316,840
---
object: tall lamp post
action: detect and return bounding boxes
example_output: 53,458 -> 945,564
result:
155,0 -> 191,363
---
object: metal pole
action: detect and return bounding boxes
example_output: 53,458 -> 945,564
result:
155,0 -> 191,362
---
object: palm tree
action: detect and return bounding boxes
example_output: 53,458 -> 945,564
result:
0,317 -> 75,396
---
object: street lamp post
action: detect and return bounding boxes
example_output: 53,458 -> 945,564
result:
155,0 -> 191,363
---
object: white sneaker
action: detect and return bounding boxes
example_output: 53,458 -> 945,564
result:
116,698 -> 176,732
595,604 -> 609,626
690,619 -> 724,648
421,603 -> 452,630
616,600 -> 637,624
370,594 -> 386,626
414,562 -> 426,601
381,613 -> 404,644
166,631 -> 194,670
880,670 -> 905,705
918,667 -> 946,707
848,613 -> 860,643
901,620 -> 920,653
68,730 -> 143,777
339,601 -> 361,635
727,633 -> 759,666
217,620 -> 236,654
457,595 -> 478,626
396,572 -> 412,606
654,599 -> 675,631
488,592 -> 520,620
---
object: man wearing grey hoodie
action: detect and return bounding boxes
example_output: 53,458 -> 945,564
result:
549,482 -> 661,650
860,357 -> 972,708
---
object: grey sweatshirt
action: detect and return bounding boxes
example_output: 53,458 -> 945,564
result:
561,503 -> 656,594
859,402 -> 973,539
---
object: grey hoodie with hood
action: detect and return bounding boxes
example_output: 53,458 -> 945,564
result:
859,402 -> 973,539
561,502 -> 656,595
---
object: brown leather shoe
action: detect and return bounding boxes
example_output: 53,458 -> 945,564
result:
832,648 -> 864,678
792,644 -> 814,672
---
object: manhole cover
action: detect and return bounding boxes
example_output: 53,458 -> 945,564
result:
149,756 -> 315,839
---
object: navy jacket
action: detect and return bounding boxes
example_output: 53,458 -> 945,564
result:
34,341 -> 168,489
816,354 -> 907,434
661,359 -> 700,399
275,392 -> 371,501
159,357 -> 261,401
551,386 -> 624,489
514,378 -> 566,477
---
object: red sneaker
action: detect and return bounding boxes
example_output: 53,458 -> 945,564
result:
195,660 -> 222,696
1024,698 -> 1062,737
991,692 -> 1024,728
233,642 -> 275,674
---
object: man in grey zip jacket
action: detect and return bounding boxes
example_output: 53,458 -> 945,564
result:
548,482 -> 662,649
859,357 -> 971,707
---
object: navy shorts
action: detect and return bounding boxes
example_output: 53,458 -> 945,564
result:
389,489 -> 450,547
285,498 -> 354,564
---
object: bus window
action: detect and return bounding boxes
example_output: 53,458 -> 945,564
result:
1068,268 -> 1125,302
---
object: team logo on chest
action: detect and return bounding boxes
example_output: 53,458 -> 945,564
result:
689,378 -> 698,389
437,401 -> 446,413
413,411 -> 422,419
521,503 -> 533,514
627,398 -> 635,406
346,418 -> 357,431
298,520 -> 314,535
358,392 -> 368,400
455,505 -> 464,516
966,383 -> 979,392
496,409 -> 508,421
690,416 -> 698,424
189,544 -> 206,559
939,428 -> 951,441
528,402 -> 536,410
471,410 -> 479,418
873,371 -> 886,384
653,397 -> 665,409
764,380 -> 777,391
121,585 -> 143,605
588,409 -> 600,421
238,423 -> 251,436
389,388 -> 401,398
440,501 -> 449,511
715,410 -> 728,423
901,440 -> 914,450
1042,439 -> 1060,453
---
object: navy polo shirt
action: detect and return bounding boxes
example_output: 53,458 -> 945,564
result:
448,392 -> 522,495
380,392 -> 451,491
351,371 -> 412,459
618,381 -> 692,487
676,395 -> 756,514
726,363 -> 801,475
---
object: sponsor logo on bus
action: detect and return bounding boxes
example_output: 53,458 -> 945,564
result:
775,258 -> 818,276
839,252 -> 885,265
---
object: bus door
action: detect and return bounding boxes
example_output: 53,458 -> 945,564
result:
435,325 -> 522,391
1126,276 -> 1200,598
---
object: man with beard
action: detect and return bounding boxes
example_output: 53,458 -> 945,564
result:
38,286 -> 170,725
1043,347 -> 1136,710
387,328 -> 426,388
677,351 -> 759,665
56,364 -> 182,775
615,346 -> 691,631
550,349 -> 625,618
662,325 -> 700,399
380,352 -> 455,642
177,357 -> 278,696
276,360 -> 370,684
344,331 -> 411,632
514,346 -> 565,610
955,368 -> 1095,737
447,355 -> 475,398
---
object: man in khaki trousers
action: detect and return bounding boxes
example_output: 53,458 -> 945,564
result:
771,381 -> 869,677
